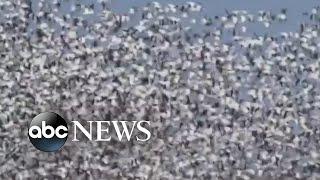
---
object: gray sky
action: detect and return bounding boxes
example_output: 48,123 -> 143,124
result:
111,0 -> 320,34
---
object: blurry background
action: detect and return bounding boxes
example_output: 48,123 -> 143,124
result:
27,0 -> 320,35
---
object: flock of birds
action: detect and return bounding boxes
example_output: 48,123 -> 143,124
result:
0,0 -> 320,179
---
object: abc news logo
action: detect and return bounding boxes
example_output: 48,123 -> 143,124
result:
28,112 -> 151,152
